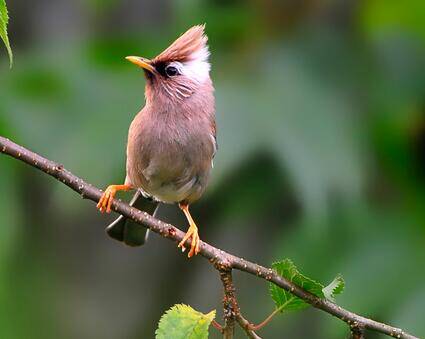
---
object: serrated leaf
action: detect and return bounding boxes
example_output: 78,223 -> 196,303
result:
269,259 -> 325,311
155,304 -> 216,339
0,0 -> 12,67
323,275 -> 345,302
269,259 -> 345,312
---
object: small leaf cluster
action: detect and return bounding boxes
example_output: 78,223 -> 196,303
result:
154,259 -> 344,338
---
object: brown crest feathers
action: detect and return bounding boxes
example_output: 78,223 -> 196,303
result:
153,24 -> 209,63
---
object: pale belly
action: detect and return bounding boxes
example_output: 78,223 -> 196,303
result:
139,175 -> 199,204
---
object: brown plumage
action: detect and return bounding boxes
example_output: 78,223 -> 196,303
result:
97,25 -> 216,257
154,24 -> 208,63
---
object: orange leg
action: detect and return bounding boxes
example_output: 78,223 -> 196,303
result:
178,203 -> 201,258
97,184 -> 132,213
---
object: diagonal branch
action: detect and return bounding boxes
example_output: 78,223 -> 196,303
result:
0,136 -> 419,339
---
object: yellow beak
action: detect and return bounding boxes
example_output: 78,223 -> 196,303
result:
125,56 -> 155,73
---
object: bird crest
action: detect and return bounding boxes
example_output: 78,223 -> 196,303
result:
153,24 -> 209,65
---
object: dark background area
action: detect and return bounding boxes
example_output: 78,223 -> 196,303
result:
0,0 -> 424,338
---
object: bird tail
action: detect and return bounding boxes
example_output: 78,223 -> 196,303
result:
105,191 -> 159,247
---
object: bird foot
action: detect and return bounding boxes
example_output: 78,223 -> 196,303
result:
97,184 -> 131,213
178,223 -> 200,258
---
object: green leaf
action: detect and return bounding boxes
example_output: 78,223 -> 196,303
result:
0,0 -> 12,67
269,259 -> 345,312
323,275 -> 345,302
155,304 -> 216,339
269,259 -> 325,311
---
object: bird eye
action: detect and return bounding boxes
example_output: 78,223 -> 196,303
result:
165,65 -> 178,77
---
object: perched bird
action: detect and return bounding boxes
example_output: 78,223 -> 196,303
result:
97,25 -> 216,258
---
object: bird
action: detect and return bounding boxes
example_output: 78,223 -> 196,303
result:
97,25 -> 216,258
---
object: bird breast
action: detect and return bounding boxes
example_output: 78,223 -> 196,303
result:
125,97 -> 215,205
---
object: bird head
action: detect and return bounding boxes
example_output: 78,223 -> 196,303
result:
126,25 -> 211,105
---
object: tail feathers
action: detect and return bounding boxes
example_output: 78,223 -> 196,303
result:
105,191 -> 159,246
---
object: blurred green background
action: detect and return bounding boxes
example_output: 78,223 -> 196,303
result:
1,0 -> 425,338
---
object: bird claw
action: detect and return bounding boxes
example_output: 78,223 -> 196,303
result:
97,186 -> 117,213
178,224 -> 200,258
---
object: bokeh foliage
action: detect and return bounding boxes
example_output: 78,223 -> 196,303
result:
0,0 -> 424,338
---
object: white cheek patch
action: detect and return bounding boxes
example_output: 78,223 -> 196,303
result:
184,46 -> 210,83
168,46 -> 211,84
183,59 -> 210,83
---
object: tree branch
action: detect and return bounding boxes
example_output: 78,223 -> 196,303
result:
0,136 -> 418,339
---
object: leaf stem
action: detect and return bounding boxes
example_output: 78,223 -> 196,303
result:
212,319 -> 223,332
250,302 -> 288,331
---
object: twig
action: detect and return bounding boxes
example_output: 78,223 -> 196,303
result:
352,327 -> 366,339
0,136 -> 419,339
236,314 -> 262,339
218,268 -> 262,339
219,269 -> 237,339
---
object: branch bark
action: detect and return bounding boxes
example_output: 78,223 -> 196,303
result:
0,136 -> 419,339
219,269 -> 237,339
351,327 -> 366,339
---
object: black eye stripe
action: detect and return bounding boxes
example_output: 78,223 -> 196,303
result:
153,62 -> 180,77
154,62 -> 167,76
